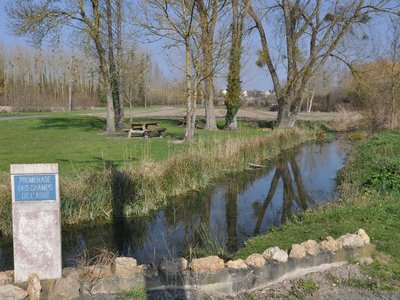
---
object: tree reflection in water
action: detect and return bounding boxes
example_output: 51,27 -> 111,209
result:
2,141 -> 346,271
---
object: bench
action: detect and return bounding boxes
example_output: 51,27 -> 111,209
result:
123,122 -> 166,138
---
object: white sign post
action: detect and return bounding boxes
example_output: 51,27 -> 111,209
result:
10,164 -> 62,283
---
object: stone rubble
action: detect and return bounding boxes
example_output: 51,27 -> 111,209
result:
226,259 -> 248,269
337,233 -> 365,249
0,228 -> 372,299
189,256 -> 225,272
27,273 -> 41,300
289,244 -> 307,259
301,239 -> 320,256
245,253 -> 266,268
0,284 -> 28,300
357,228 -> 370,244
320,236 -> 341,252
159,258 -> 188,274
115,257 -> 139,278
263,246 -> 289,263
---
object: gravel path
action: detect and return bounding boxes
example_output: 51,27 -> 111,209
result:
0,115 -> 50,121
87,106 -> 350,122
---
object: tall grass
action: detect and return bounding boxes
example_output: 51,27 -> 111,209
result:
0,128 -> 314,236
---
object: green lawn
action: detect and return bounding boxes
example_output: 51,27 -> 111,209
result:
236,130 -> 400,290
0,112 -> 272,175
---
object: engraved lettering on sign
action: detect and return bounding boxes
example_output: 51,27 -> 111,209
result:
14,175 -> 56,201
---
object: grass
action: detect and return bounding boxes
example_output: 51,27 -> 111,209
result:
118,285 -> 147,300
0,112 -> 317,235
235,130 -> 400,290
0,113 -> 185,174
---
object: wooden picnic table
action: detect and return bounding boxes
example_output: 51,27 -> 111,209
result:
124,121 -> 166,138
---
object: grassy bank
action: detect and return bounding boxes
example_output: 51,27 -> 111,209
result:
0,114 -> 316,235
236,130 -> 400,290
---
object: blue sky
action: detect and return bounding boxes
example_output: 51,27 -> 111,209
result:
0,2 -> 271,91
0,2 -> 394,92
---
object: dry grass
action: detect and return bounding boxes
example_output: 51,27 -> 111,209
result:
331,108 -> 363,132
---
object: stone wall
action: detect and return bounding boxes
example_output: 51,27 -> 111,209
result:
0,229 -> 374,299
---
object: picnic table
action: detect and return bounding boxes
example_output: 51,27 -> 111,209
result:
124,121 -> 166,138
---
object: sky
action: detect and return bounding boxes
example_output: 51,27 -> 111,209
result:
0,2 -> 272,91
0,1 -> 394,92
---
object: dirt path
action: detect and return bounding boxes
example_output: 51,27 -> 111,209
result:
88,106 -> 348,122
245,263 -> 399,300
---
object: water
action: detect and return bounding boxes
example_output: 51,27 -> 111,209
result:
0,139 -> 352,271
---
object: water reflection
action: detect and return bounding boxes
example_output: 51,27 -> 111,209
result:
0,140 -> 351,270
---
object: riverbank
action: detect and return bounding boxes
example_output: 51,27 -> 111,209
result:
236,130 -> 400,291
0,114 -> 317,235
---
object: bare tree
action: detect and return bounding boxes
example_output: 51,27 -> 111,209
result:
6,0 -> 127,133
196,0 -> 228,130
138,0 -> 198,141
245,0 -> 400,127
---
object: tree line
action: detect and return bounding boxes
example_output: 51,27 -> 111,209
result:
5,0 -> 400,139
0,45 -> 186,112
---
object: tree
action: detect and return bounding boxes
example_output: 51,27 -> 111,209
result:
224,0 -> 247,130
245,0 -> 400,127
6,0 -> 125,133
139,0 -> 198,141
345,60 -> 400,131
196,0 -> 227,130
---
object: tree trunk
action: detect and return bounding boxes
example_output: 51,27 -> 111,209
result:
105,80 -> 116,134
204,73 -> 217,130
197,0 -> 218,130
184,40 -> 195,141
107,0 -> 122,130
116,0 -> 124,129
307,91 -> 315,112
276,88 -> 305,128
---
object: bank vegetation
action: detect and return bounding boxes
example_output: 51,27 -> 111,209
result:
0,127 -> 315,236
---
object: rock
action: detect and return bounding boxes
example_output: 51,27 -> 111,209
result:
289,244 -> 306,259
358,256 -> 374,265
301,240 -> 320,256
337,233 -> 364,249
48,276 -> 80,300
245,254 -> 266,268
0,284 -> 28,300
320,236 -> 341,252
189,256 -> 225,273
159,258 -> 188,274
62,267 -> 82,281
115,257 -> 140,278
0,272 -> 12,286
28,273 -> 41,300
263,247 -> 288,263
356,228 -> 370,244
225,259 -> 248,269
84,264 -> 112,279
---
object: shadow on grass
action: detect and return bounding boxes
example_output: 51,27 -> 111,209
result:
58,156 -> 137,171
34,116 -> 106,131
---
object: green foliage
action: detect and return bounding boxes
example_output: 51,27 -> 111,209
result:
118,285 -> 147,300
364,165 -> 400,192
299,279 -> 319,294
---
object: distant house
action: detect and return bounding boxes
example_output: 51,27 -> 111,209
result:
241,90 -> 248,98
265,90 -> 275,97
222,89 -> 228,95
